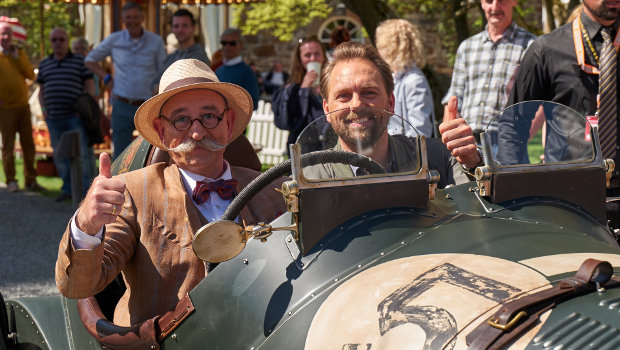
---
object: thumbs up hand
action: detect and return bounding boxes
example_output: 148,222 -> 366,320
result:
439,96 -> 481,170
75,152 -> 126,235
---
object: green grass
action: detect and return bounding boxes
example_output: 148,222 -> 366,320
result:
261,163 -> 275,172
1,157 -> 63,199
527,129 -> 545,164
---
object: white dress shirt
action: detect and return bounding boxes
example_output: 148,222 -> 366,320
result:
222,56 -> 243,66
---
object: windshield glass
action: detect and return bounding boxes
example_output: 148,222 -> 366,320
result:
488,101 -> 595,166
296,107 -> 422,180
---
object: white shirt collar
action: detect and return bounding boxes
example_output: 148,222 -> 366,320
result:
178,160 -> 232,195
223,56 -> 243,66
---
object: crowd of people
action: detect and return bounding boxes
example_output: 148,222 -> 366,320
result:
1,0 -> 619,331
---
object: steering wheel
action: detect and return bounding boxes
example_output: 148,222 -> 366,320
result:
221,149 -> 385,221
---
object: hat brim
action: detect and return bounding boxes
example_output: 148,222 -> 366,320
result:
134,81 -> 253,150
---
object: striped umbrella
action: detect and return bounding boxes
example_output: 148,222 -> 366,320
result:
0,16 -> 26,42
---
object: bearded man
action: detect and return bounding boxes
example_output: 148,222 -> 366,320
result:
302,42 -> 482,188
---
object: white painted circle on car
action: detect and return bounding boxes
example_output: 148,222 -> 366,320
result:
305,254 -> 551,350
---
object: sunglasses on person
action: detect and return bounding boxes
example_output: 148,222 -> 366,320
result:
220,40 -> 237,47
51,38 -> 66,42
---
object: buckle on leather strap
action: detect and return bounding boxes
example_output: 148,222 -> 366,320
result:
487,310 -> 527,331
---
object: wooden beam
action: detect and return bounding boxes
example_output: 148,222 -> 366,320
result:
39,0 -> 45,59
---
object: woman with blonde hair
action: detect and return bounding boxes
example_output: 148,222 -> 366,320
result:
375,19 -> 436,137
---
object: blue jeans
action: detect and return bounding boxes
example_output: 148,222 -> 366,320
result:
46,116 -> 95,196
111,99 -> 140,160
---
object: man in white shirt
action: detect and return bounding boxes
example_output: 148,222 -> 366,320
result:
85,1 -> 166,159
263,61 -> 289,94
55,59 -> 285,327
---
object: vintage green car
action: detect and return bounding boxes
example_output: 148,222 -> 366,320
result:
1,101 -> 619,350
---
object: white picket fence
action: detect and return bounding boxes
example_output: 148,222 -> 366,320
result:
247,100 -> 289,165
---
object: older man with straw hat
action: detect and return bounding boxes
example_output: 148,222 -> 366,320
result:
55,59 -> 285,326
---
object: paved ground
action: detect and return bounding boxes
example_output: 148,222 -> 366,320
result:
0,184 -> 75,299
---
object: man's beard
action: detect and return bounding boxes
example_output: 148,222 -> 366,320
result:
168,138 -> 227,153
333,109 -> 388,154
585,1 -> 620,21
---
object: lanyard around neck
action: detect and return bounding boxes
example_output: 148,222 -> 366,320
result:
573,17 -> 620,75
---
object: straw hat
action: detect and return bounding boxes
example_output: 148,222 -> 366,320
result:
134,59 -> 253,150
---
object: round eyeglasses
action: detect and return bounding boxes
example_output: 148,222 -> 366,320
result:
160,108 -> 228,131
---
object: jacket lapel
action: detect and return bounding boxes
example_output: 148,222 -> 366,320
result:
164,164 -> 208,238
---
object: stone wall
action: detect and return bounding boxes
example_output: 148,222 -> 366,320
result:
242,32 -> 299,73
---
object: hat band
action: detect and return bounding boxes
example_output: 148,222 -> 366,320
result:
164,77 -> 216,92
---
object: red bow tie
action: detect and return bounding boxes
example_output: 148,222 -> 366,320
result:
192,179 -> 238,204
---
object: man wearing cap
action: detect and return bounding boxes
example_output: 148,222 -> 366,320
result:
303,42 -> 481,185
55,59 -> 285,327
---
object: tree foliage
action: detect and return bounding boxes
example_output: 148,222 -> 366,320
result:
0,0 -> 80,62
236,0 -> 575,65
339,0 -> 396,45
234,0 -> 332,42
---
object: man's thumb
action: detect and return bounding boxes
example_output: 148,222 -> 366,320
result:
444,96 -> 458,122
99,152 -> 112,178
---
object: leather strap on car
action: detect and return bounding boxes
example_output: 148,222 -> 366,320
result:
78,293 -> 194,350
466,258 -> 620,350
156,293 -> 195,341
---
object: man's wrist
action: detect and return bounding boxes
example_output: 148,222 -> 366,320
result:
461,146 -> 484,173
475,146 -> 483,167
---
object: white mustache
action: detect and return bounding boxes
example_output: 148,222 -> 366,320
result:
168,138 -> 227,153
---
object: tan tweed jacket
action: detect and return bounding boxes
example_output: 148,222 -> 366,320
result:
56,163 -> 286,326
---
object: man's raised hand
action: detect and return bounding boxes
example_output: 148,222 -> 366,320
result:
439,96 -> 481,169
75,152 -> 126,235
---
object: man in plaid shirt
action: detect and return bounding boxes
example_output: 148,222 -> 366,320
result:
442,0 -> 536,147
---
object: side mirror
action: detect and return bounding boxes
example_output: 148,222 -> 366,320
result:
192,220 -> 297,263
